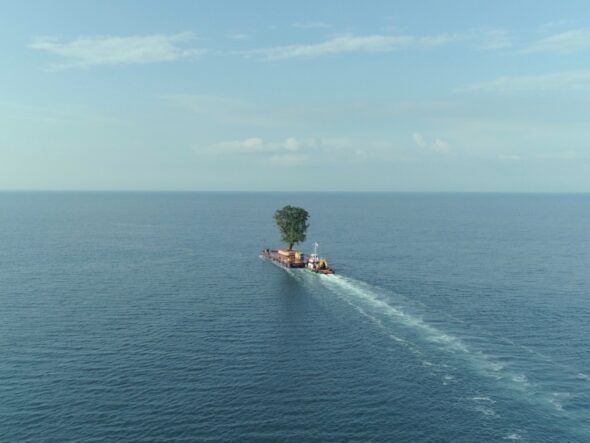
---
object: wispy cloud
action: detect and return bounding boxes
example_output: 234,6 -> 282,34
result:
210,136 -> 332,155
209,136 -> 317,166
522,28 -> 590,53
207,136 -> 408,165
29,32 -> 204,70
538,20 -> 577,33
413,133 -> 427,148
538,150 -> 578,160
499,151 -> 587,162
228,32 -> 249,40
292,22 -> 332,29
458,70 -> 590,93
212,137 -> 299,154
476,29 -> 512,50
413,132 -> 451,154
242,33 -> 456,60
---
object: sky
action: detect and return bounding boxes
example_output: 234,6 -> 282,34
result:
1,0 -> 590,192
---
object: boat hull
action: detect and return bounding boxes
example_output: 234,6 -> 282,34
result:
261,249 -> 334,274
305,267 -> 334,275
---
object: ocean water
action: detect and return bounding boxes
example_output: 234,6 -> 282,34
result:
1,192 -> 590,442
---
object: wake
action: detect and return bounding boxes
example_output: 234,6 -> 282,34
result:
318,274 -> 589,418
264,256 -> 590,429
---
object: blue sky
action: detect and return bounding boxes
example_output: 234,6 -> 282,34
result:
2,0 -> 590,191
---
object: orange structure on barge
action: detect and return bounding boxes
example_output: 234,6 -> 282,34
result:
261,243 -> 334,275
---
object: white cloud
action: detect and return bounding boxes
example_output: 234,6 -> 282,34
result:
29,32 -> 204,69
207,136 -> 405,165
283,137 -> 300,151
522,28 -> 590,53
413,132 -> 427,148
241,28 -> 516,60
413,132 -> 451,154
242,33 -> 455,60
209,137 -> 320,166
211,137 -> 316,155
212,136 -> 318,155
214,137 -> 270,153
432,139 -> 451,154
228,33 -> 249,40
458,70 -> 590,93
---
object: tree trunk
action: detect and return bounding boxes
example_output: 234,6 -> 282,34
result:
288,242 -> 293,250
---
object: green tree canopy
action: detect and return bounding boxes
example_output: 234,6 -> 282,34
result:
274,205 -> 309,250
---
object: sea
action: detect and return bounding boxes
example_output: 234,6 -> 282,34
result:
1,192 -> 590,442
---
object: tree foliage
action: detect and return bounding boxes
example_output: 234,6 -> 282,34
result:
273,205 -> 309,250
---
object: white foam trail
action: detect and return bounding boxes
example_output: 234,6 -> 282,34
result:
470,396 -> 496,403
317,274 -> 575,412
322,275 -> 472,354
361,274 -> 581,382
271,264 -> 584,417
473,405 -> 497,417
503,433 -> 523,441
442,374 -> 456,385
347,302 -> 410,346
549,392 -> 572,412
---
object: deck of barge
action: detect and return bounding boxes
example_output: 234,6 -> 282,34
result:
261,249 -> 306,268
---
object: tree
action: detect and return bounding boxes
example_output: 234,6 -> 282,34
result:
274,205 -> 309,250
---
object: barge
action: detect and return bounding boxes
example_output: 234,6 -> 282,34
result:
261,242 -> 334,275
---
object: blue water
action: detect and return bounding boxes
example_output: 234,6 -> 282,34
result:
1,192 -> 590,442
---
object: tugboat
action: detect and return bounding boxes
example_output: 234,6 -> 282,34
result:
261,242 -> 334,275
305,242 -> 334,275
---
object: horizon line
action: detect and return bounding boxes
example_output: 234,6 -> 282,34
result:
1,189 -> 590,195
